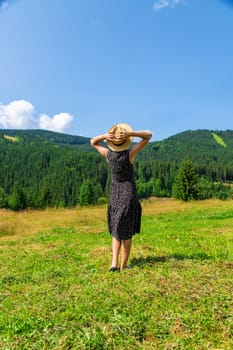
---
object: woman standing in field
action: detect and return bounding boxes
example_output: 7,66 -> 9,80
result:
90,123 -> 152,271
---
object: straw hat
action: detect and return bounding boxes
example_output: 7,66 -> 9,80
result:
107,123 -> 134,151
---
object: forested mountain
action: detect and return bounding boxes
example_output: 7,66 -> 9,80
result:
0,128 -> 233,209
140,129 -> 233,164
0,129 -> 91,150
138,129 -> 233,181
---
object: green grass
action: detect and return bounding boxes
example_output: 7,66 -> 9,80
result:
212,132 -> 227,147
0,200 -> 233,349
3,135 -> 20,143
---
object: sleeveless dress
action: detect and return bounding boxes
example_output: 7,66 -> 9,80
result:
107,150 -> 142,241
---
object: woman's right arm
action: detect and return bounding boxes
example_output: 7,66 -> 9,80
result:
90,133 -> 109,158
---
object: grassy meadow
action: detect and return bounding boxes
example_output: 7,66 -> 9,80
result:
0,199 -> 233,349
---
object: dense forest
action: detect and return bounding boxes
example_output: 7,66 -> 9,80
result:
0,129 -> 233,209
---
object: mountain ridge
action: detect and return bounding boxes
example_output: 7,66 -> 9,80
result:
1,127 -> 233,148
138,129 -> 233,165
1,128 -> 233,164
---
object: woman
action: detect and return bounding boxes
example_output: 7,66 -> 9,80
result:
90,123 -> 152,271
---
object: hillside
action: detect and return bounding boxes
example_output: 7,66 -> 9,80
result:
140,129 -> 233,166
2,128 -> 233,164
1,128 -> 233,209
0,129 -> 92,150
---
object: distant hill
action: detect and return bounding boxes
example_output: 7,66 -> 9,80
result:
2,128 -> 233,158
2,127 -> 233,171
0,129 -> 91,150
2,128 -> 233,168
139,129 -> 233,166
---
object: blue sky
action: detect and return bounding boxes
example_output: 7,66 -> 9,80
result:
0,0 -> 233,141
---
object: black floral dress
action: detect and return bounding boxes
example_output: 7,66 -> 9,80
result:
107,150 -> 142,241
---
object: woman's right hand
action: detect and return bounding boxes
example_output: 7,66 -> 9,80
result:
105,132 -> 115,141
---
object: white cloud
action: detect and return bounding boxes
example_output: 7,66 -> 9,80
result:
153,0 -> 169,10
153,0 -> 184,11
0,100 -> 74,133
39,112 -> 73,133
0,100 -> 36,129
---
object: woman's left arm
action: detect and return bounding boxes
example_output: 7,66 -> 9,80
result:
90,132 -> 116,158
128,130 -> 152,162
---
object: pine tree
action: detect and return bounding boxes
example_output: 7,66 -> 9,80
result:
78,181 -> 94,206
0,187 -> 7,208
172,159 -> 199,201
7,186 -> 27,211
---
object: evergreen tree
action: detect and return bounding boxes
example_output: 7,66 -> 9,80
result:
136,181 -> 153,199
0,187 -> 7,208
7,186 -> 27,211
172,159 -> 199,201
78,181 -> 94,206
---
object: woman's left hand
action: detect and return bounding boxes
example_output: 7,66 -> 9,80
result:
115,130 -> 128,141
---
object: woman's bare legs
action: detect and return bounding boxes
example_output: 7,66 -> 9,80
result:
111,237 -> 121,268
121,238 -> 132,270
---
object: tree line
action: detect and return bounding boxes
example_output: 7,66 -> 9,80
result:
1,129 -> 233,210
0,148 -> 232,210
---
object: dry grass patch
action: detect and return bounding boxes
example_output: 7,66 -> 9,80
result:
89,246 -> 110,258
0,206 -> 107,241
0,223 -> 17,237
141,197 -> 231,216
1,198 -> 232,242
